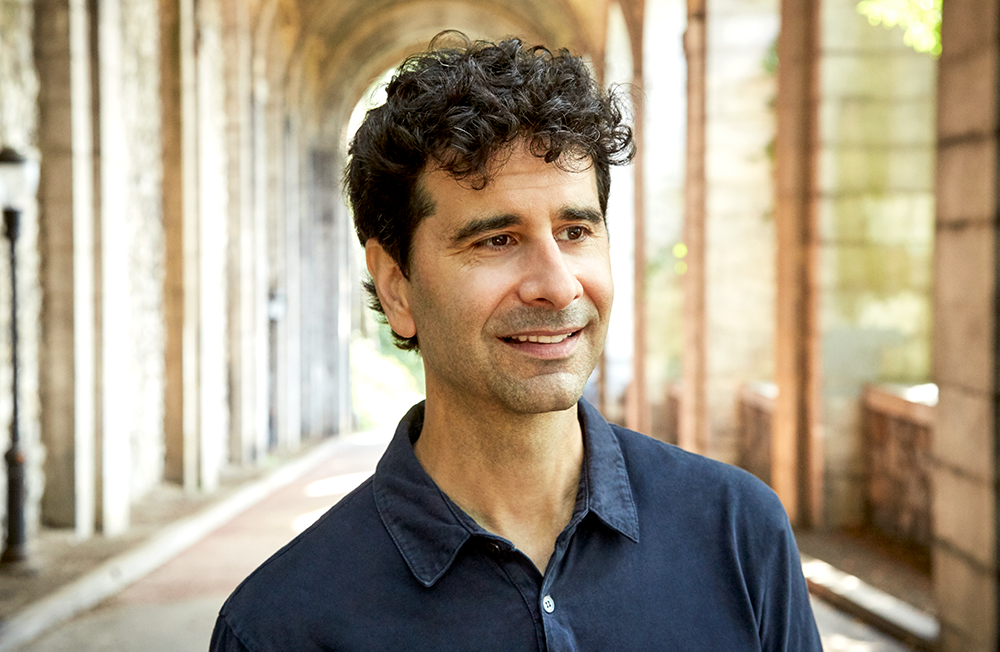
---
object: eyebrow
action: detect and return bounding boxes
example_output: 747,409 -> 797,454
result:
448,214 -> 523,247
448,206 -> 605,247
562,206 -> 605,226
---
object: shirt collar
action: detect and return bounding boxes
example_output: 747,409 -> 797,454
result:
372,399 -> 639,588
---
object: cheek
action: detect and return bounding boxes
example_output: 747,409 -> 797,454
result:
410,268 -> 502,336
581,262 -> 614,312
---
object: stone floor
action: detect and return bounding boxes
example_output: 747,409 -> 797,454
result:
796,525 -> 934,616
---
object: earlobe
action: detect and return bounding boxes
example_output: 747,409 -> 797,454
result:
365,239 -> 417,339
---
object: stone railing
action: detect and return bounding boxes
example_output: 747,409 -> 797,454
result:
861,383 -> 936,552
736,381 -> 778,485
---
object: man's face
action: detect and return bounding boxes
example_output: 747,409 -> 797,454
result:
395,144 -> 614,416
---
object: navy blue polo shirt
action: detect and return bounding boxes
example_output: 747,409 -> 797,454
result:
211,400 -> 821,651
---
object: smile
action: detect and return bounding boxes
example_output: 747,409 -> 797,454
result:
503,331 -> 579,344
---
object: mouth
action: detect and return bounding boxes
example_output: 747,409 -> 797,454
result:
500,329 -> 583,346
503,331 -> 578,344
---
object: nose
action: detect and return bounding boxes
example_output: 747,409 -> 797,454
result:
517,237 -> 584,310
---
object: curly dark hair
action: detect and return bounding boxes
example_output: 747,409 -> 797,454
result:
345,31 -> 635,350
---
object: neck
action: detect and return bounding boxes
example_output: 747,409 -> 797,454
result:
414,394 -> 584,573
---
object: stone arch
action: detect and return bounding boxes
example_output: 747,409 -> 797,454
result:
314,1 -> 563,138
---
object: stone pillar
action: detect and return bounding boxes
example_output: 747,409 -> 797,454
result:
35,0 -> 97,537
680,0 -> 708,454
93,0 -> 132,535
932,1 -> 1000,648
160,0 -> 199,490
266,87 -> 286,452
618,0 -> 650,436
162,0 -> 230,491
196,0 -> 228,492
305,148 -> 335,439
772,0 -> 823,527
282,113 -> 303,451
251,70 -> 270,455
222,0 -> 255,464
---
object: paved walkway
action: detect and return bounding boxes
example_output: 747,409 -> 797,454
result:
13,432 -> 915,651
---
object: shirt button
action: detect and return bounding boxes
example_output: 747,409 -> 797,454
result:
542,595 -> 555,614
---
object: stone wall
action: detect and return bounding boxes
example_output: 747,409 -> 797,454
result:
0,0 -> 44,536
932,0 -> 999,647
818,2 -> 936,526
704,0 -> 779,463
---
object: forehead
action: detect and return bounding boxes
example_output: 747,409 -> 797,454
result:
419,147 -> 600,223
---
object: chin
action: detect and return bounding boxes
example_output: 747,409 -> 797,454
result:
498,379 -> 586,415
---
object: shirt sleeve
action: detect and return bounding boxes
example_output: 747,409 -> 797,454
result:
209,613 -> 252,652
757,503 -> 823,651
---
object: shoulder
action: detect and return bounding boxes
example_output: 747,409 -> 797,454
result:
218,477 -> 407,649
613,426 -> 782,509
609,425 -> 792,547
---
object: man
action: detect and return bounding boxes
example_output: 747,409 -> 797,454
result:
211,33 -> 821,651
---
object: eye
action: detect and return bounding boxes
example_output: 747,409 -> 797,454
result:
558,226 -> 589,241
476,233 -> 515,249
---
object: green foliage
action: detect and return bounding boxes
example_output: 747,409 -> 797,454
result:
351,330 -> 425,431
857,0 -> 942,57
374,320 -> 425,394
762,38 -> 779,77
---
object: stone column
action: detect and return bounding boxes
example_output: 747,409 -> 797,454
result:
680,0 -> 708,454
772,0 -> 822,527
160,0 -> 199,491
282,112 -> 303,451
222,0 -> 256,464
266,86 -> 287,452
619,0 -> 650,436
305,148 -> 336,439
94,0 -> 132,534
251,74 -> 270,455
932,1 -> 1000,648
195,0 -> 228,492
35,0 -> 97,537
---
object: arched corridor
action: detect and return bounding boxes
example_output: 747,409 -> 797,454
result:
0,0 -> 995,648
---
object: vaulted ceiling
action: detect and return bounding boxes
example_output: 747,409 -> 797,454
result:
267,0 -> 621,139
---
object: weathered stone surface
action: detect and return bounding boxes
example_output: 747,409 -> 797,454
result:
933,544 -> 997,650
936,138 -> 997,225
933,384 -> 992,482
120,0 -> 166,501
817,0 -> 937,529
933,224 -> 994,394
938,48 -> 996,140
703,0 -> 778,464
0,0 -> 44,538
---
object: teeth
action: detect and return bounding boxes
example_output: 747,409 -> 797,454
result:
513,333 -> 571,344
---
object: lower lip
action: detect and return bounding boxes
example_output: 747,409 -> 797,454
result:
501,331 -> 582,359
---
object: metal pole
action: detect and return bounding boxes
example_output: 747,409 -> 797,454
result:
1,206 -> 25,564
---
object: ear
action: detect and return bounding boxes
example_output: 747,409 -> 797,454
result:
365,239 -> 417,339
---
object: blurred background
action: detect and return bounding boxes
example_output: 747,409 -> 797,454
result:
0,0 -> 993,649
